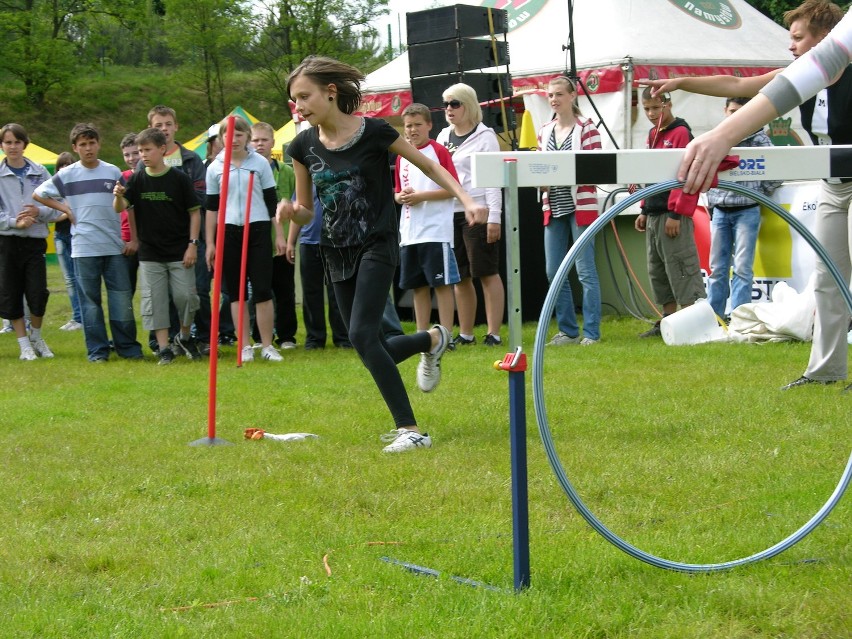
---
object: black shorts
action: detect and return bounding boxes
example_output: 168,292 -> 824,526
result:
0,235 -> 49,319
399,242 -> 461,289
452,212 -> 500,279
222,221 -> 273,303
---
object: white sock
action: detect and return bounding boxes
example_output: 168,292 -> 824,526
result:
30,327 -> 41,341
18,336 -> 32,351
460,333 -> 474,341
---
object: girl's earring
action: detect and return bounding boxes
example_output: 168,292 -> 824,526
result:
328,96 -> 334,102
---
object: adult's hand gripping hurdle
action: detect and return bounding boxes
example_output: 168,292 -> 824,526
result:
473,146 -> 852,572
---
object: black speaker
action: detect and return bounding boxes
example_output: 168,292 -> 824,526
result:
411,73 -> 512,111
481,105 -> 516,134
408,39 -> 509,78
407,5 -> 508,45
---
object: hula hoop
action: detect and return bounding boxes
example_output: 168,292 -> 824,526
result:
533,180 -> 851,572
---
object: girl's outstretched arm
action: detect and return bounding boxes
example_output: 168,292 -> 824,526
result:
390,137 -> 487,226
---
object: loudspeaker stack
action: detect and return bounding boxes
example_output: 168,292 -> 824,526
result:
406,5 -> 514,137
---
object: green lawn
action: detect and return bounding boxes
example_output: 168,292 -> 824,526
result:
0,265 -> 848,638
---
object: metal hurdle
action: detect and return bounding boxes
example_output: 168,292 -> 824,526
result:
473,146 -> 852,580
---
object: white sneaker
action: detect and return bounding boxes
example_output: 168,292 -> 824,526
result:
59,320 -> 83,331
31,338 -> 54,358
19,345 -> 37,361
381,428 -> 432,453
416,324 -> 450,393
241,345 -> 254,362
0,320 -> 13,334
261,345 -> 283,361
547,332 -> 580,346
579,337 -> 599,346
280,341 -> 297,350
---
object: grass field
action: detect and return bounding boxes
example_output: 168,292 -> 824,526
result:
0,265 -> 848,638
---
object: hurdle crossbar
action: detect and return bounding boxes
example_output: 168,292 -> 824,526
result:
471,145 -> 852,188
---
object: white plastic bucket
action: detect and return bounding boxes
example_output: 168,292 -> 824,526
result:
661,299 -> 727,345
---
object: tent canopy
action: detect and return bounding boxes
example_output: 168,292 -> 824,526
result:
0,142 -> 60,172
182,106 -> 260,159
361,0 -> 801,148
271,120 -> 297,161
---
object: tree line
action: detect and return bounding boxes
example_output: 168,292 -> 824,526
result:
1,0 -> 392,118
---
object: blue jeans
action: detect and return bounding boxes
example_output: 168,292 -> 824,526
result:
54,231 -> 81,323
74,254 -> 142,361
707,205 -> 761,318
544,214 -> 601,340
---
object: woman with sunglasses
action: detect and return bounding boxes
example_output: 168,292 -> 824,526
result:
436,84 -> 505,347
536,76 -> 602,346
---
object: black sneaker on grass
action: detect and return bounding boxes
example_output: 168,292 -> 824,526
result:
174,333 -> 202,360
157,347 -> 175,366
639,320 -> 662,338
450,334 -> 476,350
483,333 -> 502,346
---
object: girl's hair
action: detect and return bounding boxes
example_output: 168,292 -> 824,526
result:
287,56 -> 366,116
443,83 -> 482,126
1,123 -> 30,147
548,76 -> 583,117
218,116 -> 252,148
55,151 -> 75,171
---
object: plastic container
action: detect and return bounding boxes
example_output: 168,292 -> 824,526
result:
661,298 -> 727,345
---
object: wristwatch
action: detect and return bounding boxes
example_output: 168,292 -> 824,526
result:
189,238 -> 200,246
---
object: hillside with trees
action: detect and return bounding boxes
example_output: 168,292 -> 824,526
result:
0,0 -> 393,164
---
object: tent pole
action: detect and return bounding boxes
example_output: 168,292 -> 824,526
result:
623,62 -> 634,150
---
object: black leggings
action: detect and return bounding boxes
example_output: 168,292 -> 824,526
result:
332,258 -> 431,428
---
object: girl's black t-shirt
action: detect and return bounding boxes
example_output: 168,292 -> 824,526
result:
287,117 -> 400,249
287,117 -> 402,282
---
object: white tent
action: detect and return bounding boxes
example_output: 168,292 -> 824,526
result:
361,0 -> 806,149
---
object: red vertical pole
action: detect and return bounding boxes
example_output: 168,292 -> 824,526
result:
195,116 -> 235,445
236,171 -> 255,366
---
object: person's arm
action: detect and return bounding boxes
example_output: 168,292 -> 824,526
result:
113,183 -> 128,213
275,159 -> 315,226
32,192 -> 75,224
637,71 -> 780,99
123,210 -> 138,256
399,144 -> 458,205
679,96 -> 780,193
390,137 -> 488,226
680,10 -> 852,193
399,187 -> 455,206
183,208 -> 201,268
286,216 -> 300,265
204,208 -> 218,270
